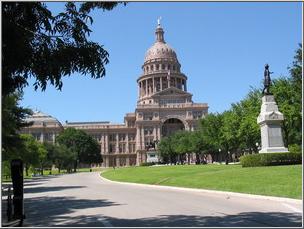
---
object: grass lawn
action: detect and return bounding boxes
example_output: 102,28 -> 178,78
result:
101,164 -> 302,199
2,167 -> 106,182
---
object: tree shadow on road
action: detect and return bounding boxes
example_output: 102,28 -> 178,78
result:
24,207 -> 302,227
24,185 -> 86,194
24,196 -> 122,227
62,212 -> 302,227
24,176 -> 60,184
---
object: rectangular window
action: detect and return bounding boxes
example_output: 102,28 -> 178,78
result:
119,134 -> 126,141
44,133 -> 53,142
109,134 -> 116,142
32,133 -> 41,141
109,143 -> 116,153
128,134 -> 135,141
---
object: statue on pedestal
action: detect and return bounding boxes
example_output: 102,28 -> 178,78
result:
262,64 -> 273,95
257,64 -> 288,153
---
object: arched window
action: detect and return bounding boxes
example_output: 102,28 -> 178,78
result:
156,64 -> 159,70
162,64 -> 165,70
151,65 -> 154,71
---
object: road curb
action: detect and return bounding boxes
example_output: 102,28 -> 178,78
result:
99,173 -> 302,205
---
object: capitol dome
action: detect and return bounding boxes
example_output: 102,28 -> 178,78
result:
143,25 -> 179,64
144,42 -> 178,63
25,110 -> 62,127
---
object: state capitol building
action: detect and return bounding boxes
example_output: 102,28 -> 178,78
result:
21,22 -> 209,167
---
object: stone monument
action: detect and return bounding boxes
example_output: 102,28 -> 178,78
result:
257,64 -> 288,153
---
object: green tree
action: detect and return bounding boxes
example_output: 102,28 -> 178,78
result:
43,142 -> 57,173
158,136 -> 176,164
2,93 -> 32,161
172,131 -> 193,165
220,111 -> 240,164
56,128 -> 102,171
270,45 -> 302,147
200,113 -> 223,162
232,89 -> 261,154
37,142 -> 48,175
189,130 -> 206,164
2,2 -> 124,161
19,134 -> 40,176
55,144 -> 76,173
2,2 -> 124,96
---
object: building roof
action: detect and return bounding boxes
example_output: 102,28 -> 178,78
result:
25,111 -> 63,127
144,24 -> 179,64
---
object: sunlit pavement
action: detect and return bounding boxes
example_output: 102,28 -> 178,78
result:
23,172 -> 302,227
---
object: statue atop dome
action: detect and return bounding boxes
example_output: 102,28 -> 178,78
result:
157,16 -> 162,26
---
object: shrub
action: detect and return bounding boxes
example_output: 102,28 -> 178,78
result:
140,162 -> 155,166
288,144 -> 302,154
240,152 -> 302,167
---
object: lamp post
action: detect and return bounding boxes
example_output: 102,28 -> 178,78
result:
218,148 -> 221,164
226,151 -> 230,165
255,142 -> 259,153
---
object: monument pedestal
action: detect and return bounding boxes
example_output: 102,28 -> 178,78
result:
257,95 -> 288,153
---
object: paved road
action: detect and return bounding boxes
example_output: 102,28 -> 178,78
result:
23,172 -> 302,227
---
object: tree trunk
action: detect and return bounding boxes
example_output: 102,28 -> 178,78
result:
25,166 -> 29,177
195,153 -> 200,164
74,160 -> 77,172
225,152 -> 229,165
187,153 -> 190,165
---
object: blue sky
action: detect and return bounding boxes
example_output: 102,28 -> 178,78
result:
21,2 -> 302,124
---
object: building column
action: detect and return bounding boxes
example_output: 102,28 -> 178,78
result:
105,156 -> 109,167
126,133 -> 129,153
52,132 -> 56,144
145,80 -> 148,96
139,82 -> 143,97
160,77 -> 163,91
116,157 -> 120,167
136,127 -> 141,150
152,77 -> 155,94
138,82 -> 141,98
116,133 -> 119,153
105,134 -> 108,153
103,134 -> 106,153
158,125 -> 161,139
141,127 -> 145,150
40,132 -> 44,143
153,126 -> 157,141
100,133 -> 104,153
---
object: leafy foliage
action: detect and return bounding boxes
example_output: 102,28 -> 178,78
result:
2,93 -> 33,160
56,127 -> 102,171
197,45 -> 302,162
2,2 -> 123,95
158,136 -> 177,164
18,134 -> 48,176
2,2 -> 122,165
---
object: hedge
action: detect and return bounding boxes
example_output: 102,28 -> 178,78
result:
140,162 -> 156,166
240,152 -> 302,167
